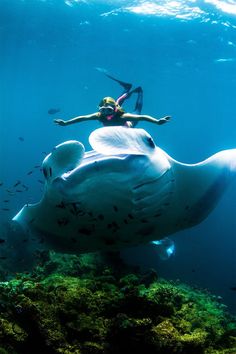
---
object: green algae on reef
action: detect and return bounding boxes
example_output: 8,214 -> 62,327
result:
0,253 -> 235,354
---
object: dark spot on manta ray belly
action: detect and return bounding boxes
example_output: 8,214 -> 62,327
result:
56,202 -> 66,209
103,237 -> 116,245
141,219 -> 148,223
107,222 -> 120,232
78,228 -> 92,235
57,218 -> 69,226
137,225 -> 155,236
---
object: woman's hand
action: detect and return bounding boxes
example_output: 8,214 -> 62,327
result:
125,121 -> 133,128
54,119 -> 67,126
158,116 -> 171,125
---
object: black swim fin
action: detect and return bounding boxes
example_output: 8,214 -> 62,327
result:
105,73 -> 132,92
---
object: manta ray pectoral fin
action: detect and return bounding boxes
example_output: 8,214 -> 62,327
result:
42,141 -> 85,181
167,149 -> 236,226
89,126 -> 156,156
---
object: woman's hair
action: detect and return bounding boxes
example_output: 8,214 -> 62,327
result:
99,96 -> 125,113
98,97 -> 116,107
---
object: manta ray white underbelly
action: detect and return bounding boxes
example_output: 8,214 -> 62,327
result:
12,127 -> 236,254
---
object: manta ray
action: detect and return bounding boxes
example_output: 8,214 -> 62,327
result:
12,127 -> 236,256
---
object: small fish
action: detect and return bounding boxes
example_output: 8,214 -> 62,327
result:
48,108 -> 60,115
18,137 -> 24,142
38,180 -> 44,184
3,200 -> 9,203
34,165 -> 41,168
6,190 -> 15,195
78,228 -> 92,235
95,67 -> 108,74
0,257 -> 7,260
1,208 -> 10,211
230,287 -> 236,291
0,182 -> 3,186
16,190 -> 24,193
27,171 -> 33,175
0,239 -> 5,244
13,180 -> 21,187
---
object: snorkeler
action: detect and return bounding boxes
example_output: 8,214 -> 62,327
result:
54,74 -> 171,128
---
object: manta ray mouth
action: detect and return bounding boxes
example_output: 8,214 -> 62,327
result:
52,152 -> 136,196
80,150 -> 129,167
51,154 -> 169,212
63,152 -> 131,178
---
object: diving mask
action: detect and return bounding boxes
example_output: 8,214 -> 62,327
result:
99,105 -> 116,116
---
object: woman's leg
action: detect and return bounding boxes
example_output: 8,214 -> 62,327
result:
131,86 -> 143,114
105,73 -> 132,93
121,87 -> 143,127
105,73 -> 143,127
116,86 -> 143,112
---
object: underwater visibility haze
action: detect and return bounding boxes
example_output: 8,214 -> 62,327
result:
1,0 -> 236,352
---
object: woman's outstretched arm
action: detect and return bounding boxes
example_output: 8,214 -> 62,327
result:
54,112 -> 100,126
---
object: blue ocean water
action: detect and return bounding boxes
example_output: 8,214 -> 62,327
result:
0,0 -> 236,312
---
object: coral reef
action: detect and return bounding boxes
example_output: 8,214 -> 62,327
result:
0,252 -> 235,354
